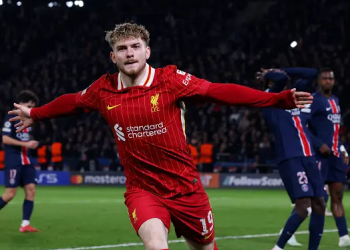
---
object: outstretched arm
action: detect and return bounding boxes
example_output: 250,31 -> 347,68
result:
30,93 -> 93,121
9,75 -> 105,132
281,68 -> 318,79
204,83 -> 311,109
169,67 -> 312,110
281,68 -> 318,92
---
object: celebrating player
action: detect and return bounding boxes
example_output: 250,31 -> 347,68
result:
9,23 -> 312,250
0,90 -> 40,232
258,68 -> 325,250
302,68 -> 350,247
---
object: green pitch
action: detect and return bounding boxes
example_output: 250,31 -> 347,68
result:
0,186 -> 349,250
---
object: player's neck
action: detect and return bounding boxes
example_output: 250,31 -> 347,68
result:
120,65 -> 148,88
321,90 -> 332,98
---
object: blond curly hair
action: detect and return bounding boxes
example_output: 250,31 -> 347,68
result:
105,22 -> 150,48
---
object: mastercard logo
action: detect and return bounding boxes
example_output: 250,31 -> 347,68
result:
71,175 -> 83,184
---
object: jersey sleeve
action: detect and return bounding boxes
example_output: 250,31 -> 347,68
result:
262,89 -> 276,121
309,131 -> 324,150
301,95 -> 324,149
264,72 -> 289,93
262,108 -> 274,122
30,75 -> 106,122
2,115 -> 15,137
166,66 -> 211,99
75,75 -> 106,110
300,94 -> 318,119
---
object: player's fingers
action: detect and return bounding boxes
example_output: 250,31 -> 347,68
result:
295,91 -> 312,97
15,126 -> 25,133
8,110 -> 19,116
296,101 -> 313,106
296,97 -> 313,101
13,103 -> 22,109
9,115 -> 21,122
295,100 -> 313,108
295,95 -> 313,102
299,100 -> 313,104
15,123 -> 30,133
14,121 -> 23,128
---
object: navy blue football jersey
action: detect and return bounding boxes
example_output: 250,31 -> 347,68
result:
2,114 -> 32,166
262,69 -> 316,163
301,92 -> 341,157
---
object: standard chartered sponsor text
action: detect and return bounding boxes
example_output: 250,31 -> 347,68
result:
126,122 -> 167,138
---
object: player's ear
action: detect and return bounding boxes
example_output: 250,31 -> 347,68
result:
146,46 -> 151,60
110,51 -> 117,64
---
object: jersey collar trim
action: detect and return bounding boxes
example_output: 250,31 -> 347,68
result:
118,64 -> 155,90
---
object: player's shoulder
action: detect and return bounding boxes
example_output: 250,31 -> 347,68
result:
2,113 -> 14,134
331,94 -> 339,101
312,92 -> 320,97
156,65 -> 189,77
81,74 -> 112,95
311,92 -> 323,101
3,113 -> 15,122
91,74 -> 113,88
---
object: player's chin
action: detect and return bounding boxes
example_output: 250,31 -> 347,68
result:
123,66 -> 143,77
324,85 -> 333,90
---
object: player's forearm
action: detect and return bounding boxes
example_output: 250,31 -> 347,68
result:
2,135 -> 27,147
309,132 -> 324,150
293,79 -> 313,92
30,93 -> 86,122
205,83 -> 295,109
281,68 -> 318,79
265,72 -> 289,93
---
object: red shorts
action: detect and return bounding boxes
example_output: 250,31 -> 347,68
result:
124,187 -> 215,245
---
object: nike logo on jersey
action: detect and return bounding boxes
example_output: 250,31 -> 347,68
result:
326,107 -> 332,111
107,104 -> 121,110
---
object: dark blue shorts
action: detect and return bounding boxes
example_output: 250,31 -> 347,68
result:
4,164 -> 37,188
316,155 -> 347,184
278,156 -> 324,202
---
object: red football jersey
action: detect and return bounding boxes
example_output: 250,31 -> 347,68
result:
77,65 -> 210,198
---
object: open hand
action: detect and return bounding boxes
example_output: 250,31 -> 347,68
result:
290,88 -> 313,108
26,140 -> 39,149
8,103 -> 34,133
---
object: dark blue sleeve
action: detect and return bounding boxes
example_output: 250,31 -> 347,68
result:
309,131 -> 324,150
293,79 -> 313,92
2,114 -> 16,138
281,68 -> 318,80
264,71 -> 289,93
262,107 -> 275,123
281,68 -> 318,92
300,94 -> 317,121
300,96 -> 324,149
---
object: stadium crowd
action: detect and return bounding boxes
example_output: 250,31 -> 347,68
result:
1,0 -> 350,173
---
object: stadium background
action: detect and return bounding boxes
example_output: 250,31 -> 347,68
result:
1,0 -> 350,249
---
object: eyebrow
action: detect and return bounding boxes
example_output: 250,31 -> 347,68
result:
116,43 -> 141,49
